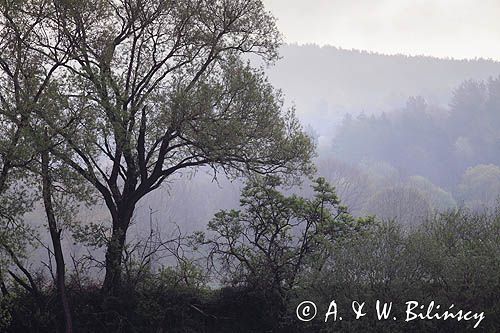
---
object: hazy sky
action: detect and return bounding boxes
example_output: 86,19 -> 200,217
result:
263,0 -> 500,60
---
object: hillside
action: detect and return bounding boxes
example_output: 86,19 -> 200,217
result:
266,44 -> 500,144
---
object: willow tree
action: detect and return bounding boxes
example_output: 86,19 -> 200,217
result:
41,0 -> 314,293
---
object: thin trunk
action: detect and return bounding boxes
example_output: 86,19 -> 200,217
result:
41,147 -> 73,333
0,270 -> 8,296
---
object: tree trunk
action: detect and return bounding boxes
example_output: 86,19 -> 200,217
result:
102,209 -> 133,295
41,147 -> 73,333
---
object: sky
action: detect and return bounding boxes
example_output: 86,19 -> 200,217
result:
262,0 -> 500,60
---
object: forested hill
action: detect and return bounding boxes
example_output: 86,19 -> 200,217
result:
265,44 -> 500,139
144,46 -> 500,230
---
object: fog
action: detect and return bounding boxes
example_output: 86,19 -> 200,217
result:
2,1 -> 499,330
122,44 -> 500,237
263,0 -> 500,60
21,43 -> 500,276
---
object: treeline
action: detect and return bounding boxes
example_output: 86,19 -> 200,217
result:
266,44 -> 500,137
327,77 -> 500,215
2,177 -> 499,332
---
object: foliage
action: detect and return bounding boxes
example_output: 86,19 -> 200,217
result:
363,185 -> 432,225
333,76 -> 500,190
406,175 -> 457,211
0,2 -> 499,332
457,164 -> 500,209
5,0 -> 315,292
298,208 -> 500,332
0,207 -> 496,332
197,176 -> 372,325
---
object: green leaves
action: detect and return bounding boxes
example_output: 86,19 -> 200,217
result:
201,175 -> 370,294
0,0 -> 315,294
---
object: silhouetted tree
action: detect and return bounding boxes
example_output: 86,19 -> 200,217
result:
29,0 -> 315,294
199,176 -> 371,321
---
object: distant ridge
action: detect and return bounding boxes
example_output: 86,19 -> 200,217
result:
284,43 -> 500,63
265,44 -> 500,136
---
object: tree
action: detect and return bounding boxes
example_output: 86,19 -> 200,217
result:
457,164 -> 500,209
406,175 -> 456,211
199,176 -> 371,322
0,1 -> 80,331
363,186 -> 432,225
35,0 -> 315,293
315,157 -> 374,214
